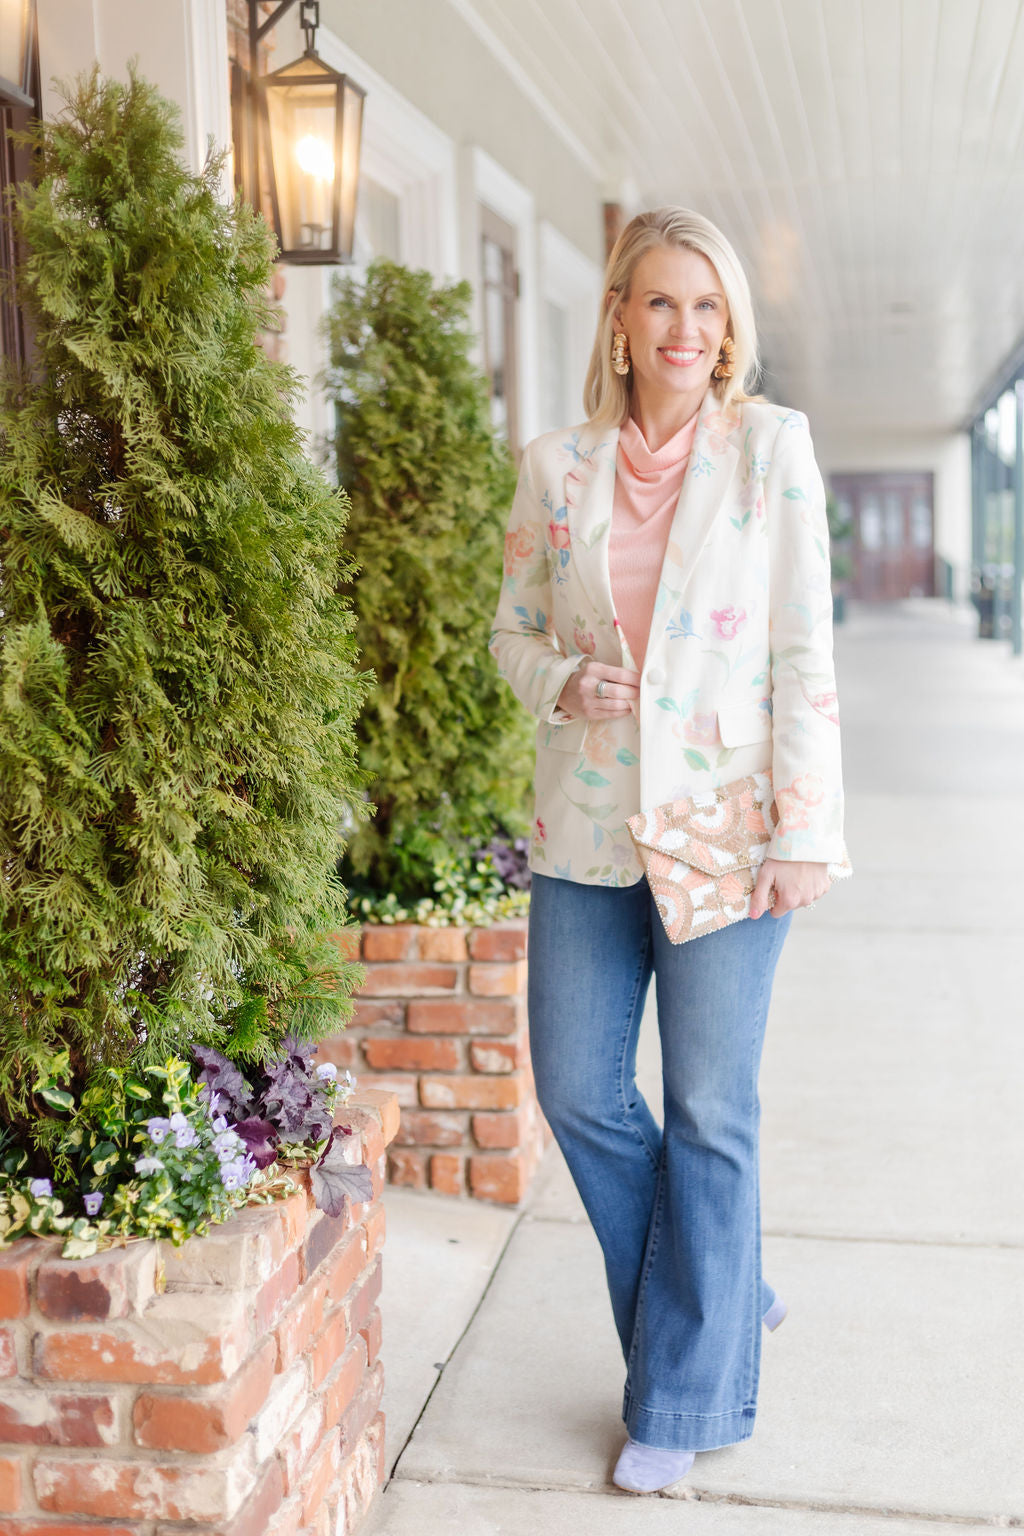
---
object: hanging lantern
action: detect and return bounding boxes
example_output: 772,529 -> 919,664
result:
244,0 -> 365,265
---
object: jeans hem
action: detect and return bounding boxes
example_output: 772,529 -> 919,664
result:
621,1388 -> 756,1452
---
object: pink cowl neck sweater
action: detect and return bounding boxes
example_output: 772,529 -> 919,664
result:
609,410 -> 699,666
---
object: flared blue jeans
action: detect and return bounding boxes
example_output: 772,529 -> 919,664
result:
527,871 -> 792,1453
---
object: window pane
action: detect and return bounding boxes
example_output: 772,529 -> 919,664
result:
910,497 -> 932,549
883,492 -> 904,548
860,497 -> 882,551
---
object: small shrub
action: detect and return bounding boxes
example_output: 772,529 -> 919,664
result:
323,260 -> 533,903
0,69 -> 372,1145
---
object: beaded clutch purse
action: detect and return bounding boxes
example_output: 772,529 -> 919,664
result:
625,771 -> 849,945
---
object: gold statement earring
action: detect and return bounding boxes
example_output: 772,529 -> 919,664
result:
712,335 -> 736,381
611,331 -> 631,376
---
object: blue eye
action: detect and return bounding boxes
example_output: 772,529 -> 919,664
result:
650,297 -> 671,308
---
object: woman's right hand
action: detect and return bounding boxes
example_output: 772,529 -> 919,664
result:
557,660 -> 641,720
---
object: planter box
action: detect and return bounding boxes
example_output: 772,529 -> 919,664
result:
322,921 -> 549,1205
0,1088 -> 399,1536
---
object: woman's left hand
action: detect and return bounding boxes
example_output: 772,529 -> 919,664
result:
750,858 -> 830,920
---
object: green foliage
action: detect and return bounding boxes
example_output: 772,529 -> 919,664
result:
322,260 -> 532,901
0,68 -> 371,1133
351,849 -> 530,928
0,1058 -> 265,1258
826,491 -> 853,586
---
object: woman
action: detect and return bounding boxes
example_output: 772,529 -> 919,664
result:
490,208 -> 850,1494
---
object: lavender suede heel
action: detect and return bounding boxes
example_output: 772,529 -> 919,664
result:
763,1294 -> 789,1331
613,1439 -> 696,1494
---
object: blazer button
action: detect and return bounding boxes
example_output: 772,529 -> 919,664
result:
646,667 -> 664,686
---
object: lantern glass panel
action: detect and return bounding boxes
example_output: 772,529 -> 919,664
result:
337,79 -> 365,261
264,55 -> 340,256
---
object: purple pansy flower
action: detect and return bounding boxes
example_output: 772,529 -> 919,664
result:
83,1191 -> 103,1217
29,1178 -> 53,1199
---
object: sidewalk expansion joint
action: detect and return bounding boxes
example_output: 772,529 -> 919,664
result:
383,1203 -> 531,1488
761,1227 -> 1024,1251
388,1470 -> 1021,1527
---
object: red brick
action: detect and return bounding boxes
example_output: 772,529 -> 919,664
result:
0,1390 -> 118,1447
328,927 -> 362,960
311,1304 -> 348,1387
300,1427 -> 341,1526
469,1038 -> 524,1073
134,1337 -> 276,1452
36,1245 -> 155,1322
418,928 -> 469,961
275,1274 -> 328,1373
468,960 -> 528,996
420,1075 -> 524,1110
32,1456 -> 243,1522
359,963 -> 457,997
360,925 -> 417,960
406,998 -> 519,1036
279,1398 -> 325,1494
322,1334 -> 367,1427
340,1108 -> 385,1170
339,1359 -> 384,1456
472,1109 -> 529,1150
0,1245 -> 35,1320
469,1153 -> 529,1204
361,1306 -> 383,1367
221,1458 -> 285,1536
254,1250 -> 301,1336
348,1088 -> 402,1146
393,1108 -> 466,1147
355,1071 -> 418,1108
0,1327 -> 17,1376
350,999 -> 406,1030
0,1455 -> 21,1513
347,1259 -> 382,1340
429,1154 -> 464,1195
37,1315 -> 249,1385
324,1229 -> 367,1305
313,1034 -> 359,1069
2,1524 -> 142,1536
364,1201 -> 386,1260
363,1036 -> 460,1071
467,924 -> 528,961
387,1149 -> 427,1188
302,1208 -> 348,1280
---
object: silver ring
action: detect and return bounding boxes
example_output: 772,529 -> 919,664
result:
596,679 -> 607,699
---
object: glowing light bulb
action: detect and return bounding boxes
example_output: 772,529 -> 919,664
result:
295,134 -> 334,182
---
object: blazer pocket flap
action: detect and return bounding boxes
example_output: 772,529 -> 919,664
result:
538,717 -> 588,754
717,702 -> 772,748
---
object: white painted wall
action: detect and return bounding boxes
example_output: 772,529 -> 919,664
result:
36,0 -> 230,189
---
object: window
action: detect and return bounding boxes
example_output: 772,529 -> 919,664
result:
0,0 -> 40,373
479,205 -> 519,451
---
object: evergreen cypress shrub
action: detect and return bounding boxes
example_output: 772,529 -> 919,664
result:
0,69 -> 370,1145
323,260 -> 532,902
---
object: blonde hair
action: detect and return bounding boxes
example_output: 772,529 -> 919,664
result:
583,207 -> 760,425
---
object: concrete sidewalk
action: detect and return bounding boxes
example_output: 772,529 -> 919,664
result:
365,599 -> 1024,1534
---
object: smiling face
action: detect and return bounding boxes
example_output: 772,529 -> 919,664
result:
611,243 -> 730,424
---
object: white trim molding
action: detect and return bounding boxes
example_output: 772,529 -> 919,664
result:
317,27 -> 458,280
538,220 -> 602,429
470,146 -> 540,446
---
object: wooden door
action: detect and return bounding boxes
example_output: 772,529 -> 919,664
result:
830,472 -> 936,601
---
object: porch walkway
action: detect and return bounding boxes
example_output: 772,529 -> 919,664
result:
364,598 -> 1024,1534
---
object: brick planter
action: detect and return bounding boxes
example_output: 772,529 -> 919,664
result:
320,922 -> 548,1204
0,1088 -> 399,1536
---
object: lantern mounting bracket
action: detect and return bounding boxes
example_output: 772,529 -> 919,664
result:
248,1 -> 320,72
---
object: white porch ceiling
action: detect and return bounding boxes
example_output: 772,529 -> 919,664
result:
457,0 -> 1024,446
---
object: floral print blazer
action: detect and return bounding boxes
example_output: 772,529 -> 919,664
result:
490,386 -> 850,886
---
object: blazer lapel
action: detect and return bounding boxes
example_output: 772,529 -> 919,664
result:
562,423 -> 622,653
650,387 -> 742,634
